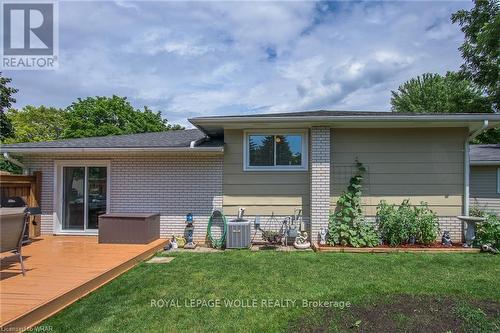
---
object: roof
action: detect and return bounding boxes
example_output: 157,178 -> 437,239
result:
1,129 -> 224,153
189,110 -> 500,137
470,144 -> 500,165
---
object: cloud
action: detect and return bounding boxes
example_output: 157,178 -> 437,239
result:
6,0 -> 472,127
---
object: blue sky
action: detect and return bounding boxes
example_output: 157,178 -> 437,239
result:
6,0 -> 472,127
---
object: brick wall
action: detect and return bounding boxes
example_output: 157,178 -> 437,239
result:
24,153 -> 223,240
437,216 -> 463,243
310,127 -> 331,242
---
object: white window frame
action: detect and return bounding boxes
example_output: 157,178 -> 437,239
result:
243,129 -> 308,171
53,160 -> 111,235
497,168 -> 500,194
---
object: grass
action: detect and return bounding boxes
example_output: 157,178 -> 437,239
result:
42,251 -> 500,332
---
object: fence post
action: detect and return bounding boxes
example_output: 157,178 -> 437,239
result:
32,171 -> 42,237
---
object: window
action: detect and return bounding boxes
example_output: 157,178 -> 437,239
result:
244,130 -> 308,171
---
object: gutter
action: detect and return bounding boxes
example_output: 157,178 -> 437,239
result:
190,113 -> 500,124
464,120 -> 490,215
3,152 -> 28,174
470,160 -> 500,166
0,147 -> 224,154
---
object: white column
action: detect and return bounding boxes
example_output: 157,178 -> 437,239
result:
310,127 -> 331,243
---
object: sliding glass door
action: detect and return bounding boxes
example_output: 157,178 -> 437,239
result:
61,165 -> 108,232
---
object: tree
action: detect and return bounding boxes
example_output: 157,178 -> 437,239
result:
391,72 -> 492,114
63,96 -> 182,139
4,106 -> 67,143
452,0 -> 499,110
0,72 -> 18,141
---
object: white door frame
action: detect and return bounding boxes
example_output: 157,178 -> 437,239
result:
53,160 -> 111,235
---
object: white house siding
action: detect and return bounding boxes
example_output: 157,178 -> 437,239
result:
470,165 -> 500,215
23,152 -> 223,241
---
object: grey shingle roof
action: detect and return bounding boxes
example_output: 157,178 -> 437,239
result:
1,129 -> 223,150
470,144 -> 500,163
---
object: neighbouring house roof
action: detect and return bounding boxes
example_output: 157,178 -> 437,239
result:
0,129 -> 224,154
189,110 -> 500,137
470,144 -> 500,165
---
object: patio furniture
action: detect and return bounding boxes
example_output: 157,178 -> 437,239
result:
98,213 -> 160,244
0,207 -> 28,276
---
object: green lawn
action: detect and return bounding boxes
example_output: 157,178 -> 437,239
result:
42,251 -> 500,332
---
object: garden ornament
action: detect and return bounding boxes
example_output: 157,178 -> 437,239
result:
441,231 -> 452,247
184,213 -> 197,249
457,215 -> 485,247
319,227 -> 327,245
164,235 -> 178,251
294,231 -> 311,249
481,244 -> 499,254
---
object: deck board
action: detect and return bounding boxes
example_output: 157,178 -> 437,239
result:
0,236 -> 166,330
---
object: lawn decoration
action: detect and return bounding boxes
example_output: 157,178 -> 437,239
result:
164,235 -> 178,251
441,231 -> 452,247
481,244 -> 499,254
319,227 -> 327,245
294,231 -> 310,249
258,209 -> 303,246
184,213 -> 197,249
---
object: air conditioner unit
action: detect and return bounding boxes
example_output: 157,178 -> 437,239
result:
226,220 -> 251,249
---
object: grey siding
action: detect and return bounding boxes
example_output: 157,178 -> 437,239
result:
331,127 -> 466,216
470,166 -> 500,215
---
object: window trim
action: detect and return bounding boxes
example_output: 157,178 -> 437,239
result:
243,129 -> 308,171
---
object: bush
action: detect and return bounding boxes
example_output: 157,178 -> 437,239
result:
414,203 -> 439,245
377,200 -> 439,247
475,213 -> 500,249
377,200 -> 410,246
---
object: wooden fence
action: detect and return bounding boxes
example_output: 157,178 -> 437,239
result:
0,171 -> 42,238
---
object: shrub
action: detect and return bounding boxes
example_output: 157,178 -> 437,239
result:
327,160 -> 379,248
475,213 -> 500,250
377,200 -> 410,246
469,204 -> 486,218
377,200 -> 439,247
414,203 -> 439,245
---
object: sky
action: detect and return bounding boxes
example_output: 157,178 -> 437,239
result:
5,0 -> 473,128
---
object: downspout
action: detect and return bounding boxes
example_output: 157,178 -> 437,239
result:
464,120 -> 489,215
3,152 -> 28,175
190,137 -> 207,148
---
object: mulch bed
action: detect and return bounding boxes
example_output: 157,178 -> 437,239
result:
315,242 -> 481,253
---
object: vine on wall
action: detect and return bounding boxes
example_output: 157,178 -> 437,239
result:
327,160 -> 379,247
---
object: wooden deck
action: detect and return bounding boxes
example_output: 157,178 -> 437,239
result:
0,236 -> 166,330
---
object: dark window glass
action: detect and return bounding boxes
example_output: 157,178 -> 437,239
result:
249,135 -> 274,166
276,135 -> 302,166
62,167 -> 85,230
87,167 -> 107,229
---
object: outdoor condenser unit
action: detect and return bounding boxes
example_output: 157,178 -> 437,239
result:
226,220 -> 251,249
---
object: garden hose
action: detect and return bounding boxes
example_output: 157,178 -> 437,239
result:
207,209 -> 227,249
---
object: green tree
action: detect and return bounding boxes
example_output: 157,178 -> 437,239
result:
391,72 -> 492,114
63,96 -> 181,139
4,106 -> 67,143
0,72 -> 18,141
452,0 -> 499,110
